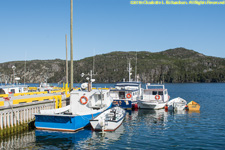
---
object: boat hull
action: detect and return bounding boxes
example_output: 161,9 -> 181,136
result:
35,113 -> 100,132
112,99 -> 132,109
35,104 -> 112,132
138,101 -> 166,110
167,97 -> 187,111
90,107 -> 126,131
90,117 -> 125,131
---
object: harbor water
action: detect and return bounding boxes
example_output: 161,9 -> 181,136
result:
1,83 -> 225,149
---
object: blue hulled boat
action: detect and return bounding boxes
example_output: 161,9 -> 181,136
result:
110,82 -> 142,109
110,61 -> 143,109
35,83 -> 113,132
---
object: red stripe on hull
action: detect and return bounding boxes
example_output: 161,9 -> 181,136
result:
36,127 -> 84,132
92,122 -> 123,132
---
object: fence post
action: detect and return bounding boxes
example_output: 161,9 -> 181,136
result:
0,113 -> 2,129
59,96 -> 62,108
54,96 -> 58,109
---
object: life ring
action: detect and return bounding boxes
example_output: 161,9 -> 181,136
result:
155,95 -> 160,100
126,93 -> 132,99
80,96 -> 88,105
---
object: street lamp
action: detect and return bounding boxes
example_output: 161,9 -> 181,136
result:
12,65 -> 16,85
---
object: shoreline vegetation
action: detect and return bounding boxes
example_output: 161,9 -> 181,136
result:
0,47 -> 224,84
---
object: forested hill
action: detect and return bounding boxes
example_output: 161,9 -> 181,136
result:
0,47 -> 225,83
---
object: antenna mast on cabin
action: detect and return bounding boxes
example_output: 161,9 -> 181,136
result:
135,52 -> 137,81
128,60 -> 132,82
93,49 -> 95,74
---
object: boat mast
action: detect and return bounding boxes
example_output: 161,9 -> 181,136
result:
65,34 -> 68,84
93,49 -> 95,74
135,52 -> 137,81
70,0 -> 73,90
128,61 -> 132,82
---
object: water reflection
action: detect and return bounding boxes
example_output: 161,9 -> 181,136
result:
35,129 -> 93,149
0,109 -> 201,150
85,125 -> 125,149
137,109 -> 168,126
188,110 -> 200,114
34,125 -> 125,149
0,130 -> 35,150
168,109 -> 200,115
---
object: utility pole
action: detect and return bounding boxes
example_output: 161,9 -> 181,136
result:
12,66 -> 16,85
66,34 -> 68,84
70,0 -> 73,90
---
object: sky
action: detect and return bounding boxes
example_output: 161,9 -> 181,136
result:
0,0 -> 225,63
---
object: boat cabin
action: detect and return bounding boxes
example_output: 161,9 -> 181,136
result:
0,85 -> 28,94
110,82 -> 142,101
69,88 -> 112,114
37,82 -> 54,93
144,84 -> 169,102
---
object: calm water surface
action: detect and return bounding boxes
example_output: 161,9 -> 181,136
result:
1,83 -> 225,149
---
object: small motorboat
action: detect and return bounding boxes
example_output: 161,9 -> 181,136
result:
167,97 -> 187,111
187,101 -> 200,111
90,107 -> 126,131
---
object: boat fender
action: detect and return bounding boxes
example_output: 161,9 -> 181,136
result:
155,95 -> 160,100
164,104 -> 168,111
80,96 -> 88,105
126,93 -> 132,99
185,105 -> 189,111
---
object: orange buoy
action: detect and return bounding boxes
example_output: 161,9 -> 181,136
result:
126,93 -> 132,99
80,96 -> 88,105
155,95 -> 160,100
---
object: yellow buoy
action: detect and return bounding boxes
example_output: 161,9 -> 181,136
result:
187,101 -> 200,111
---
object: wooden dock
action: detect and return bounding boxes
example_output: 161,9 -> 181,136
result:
0,91 -> 69,138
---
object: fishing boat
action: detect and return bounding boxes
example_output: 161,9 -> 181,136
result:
34,82 -> 113,132
110,82 -> 142,109
0,84 -> 28,95
90,106 -> 126,131
110,61 -> 142,109
138,83 -> 170,109
37,76 -> 55,93
167,97 -> 187,111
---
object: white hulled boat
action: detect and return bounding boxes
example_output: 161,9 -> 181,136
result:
110,82 -> 142,109
0,84 -> 28,95
34,82 -> 113,132
138,83 -> 170,109
90,106 -> 126,131
167,97 -> 187,111
110,61 -> 143,109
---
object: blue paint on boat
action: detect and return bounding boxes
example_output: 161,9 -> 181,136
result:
35,84 -> 113,132
112,99 -> 132,109
35,113 -> 98,131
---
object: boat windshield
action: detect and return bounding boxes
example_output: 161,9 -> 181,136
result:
119,92 -> 125,99
152,91 -> 163,95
